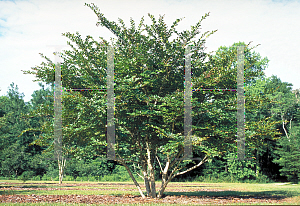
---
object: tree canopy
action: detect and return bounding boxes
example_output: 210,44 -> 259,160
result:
21,3 -> 286,197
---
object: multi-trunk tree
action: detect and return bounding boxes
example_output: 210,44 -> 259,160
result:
22,3 -> 281,198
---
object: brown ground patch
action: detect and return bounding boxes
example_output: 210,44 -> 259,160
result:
0,182 -> 292,205
0,194 -> 287,205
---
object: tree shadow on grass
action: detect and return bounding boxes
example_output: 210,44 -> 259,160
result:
0,183 -> 77,191
0,189 -> 67,195
163,190 -> 300,200
167,185 -> 224,188
0,185 -> 48,189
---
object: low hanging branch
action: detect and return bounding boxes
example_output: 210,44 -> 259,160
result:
116,154 -> 145,198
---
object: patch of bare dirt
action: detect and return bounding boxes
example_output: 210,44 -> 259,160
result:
0,194 -> 288,205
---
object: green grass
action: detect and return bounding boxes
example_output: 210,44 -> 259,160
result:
1,180 -> 300,205
1,180 -> 300,196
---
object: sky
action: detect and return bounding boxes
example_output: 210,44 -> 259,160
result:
0,0 -> 299,103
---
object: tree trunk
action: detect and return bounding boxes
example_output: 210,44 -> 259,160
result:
157,168 -> 178,198
58,156 -> 66,185
142,162 -> 151,197
255,150 -> 259,177
281,113 -> 290,141
157,173 -> 169,198
144,176 -> 151,197
157,177 -> 172,198
149,170 -> 156,198
146,141 -> 156,198
157,157 -> 170,198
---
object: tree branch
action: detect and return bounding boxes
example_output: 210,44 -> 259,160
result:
133,163 -> 144,180
156,155 -> 163,173
169,148 -> 184,169
116,154 -> 145,198
171,155 -> 208,179
281,113 -> 290,141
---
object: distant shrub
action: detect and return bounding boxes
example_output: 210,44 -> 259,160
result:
32,176 -> 41,181
64,175 -> 74,181
18,171 -> 34,183
42,174 -> 51,181
88,176 -> 96,182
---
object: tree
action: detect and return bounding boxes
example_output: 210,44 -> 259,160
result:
270,80 -> 300,183
22,3 -> 280,198
194,44 -> 282,181
189,74 -> 292,182
266,76 -> 299,140
273,123 -> 300,183
18,82 -> 70,183
0,83 -> 38,178
0,83 -> 30,148
242,76 -> 285,177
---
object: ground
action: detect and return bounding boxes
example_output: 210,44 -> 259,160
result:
1,181 -> 299,205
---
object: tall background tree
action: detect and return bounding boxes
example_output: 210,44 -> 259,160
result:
270,81 -> 300,184
0,83 -> 46,179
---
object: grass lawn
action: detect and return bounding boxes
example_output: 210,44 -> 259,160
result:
0,180 -> 299,205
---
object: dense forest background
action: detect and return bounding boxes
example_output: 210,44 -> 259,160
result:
1,72 -> 299,184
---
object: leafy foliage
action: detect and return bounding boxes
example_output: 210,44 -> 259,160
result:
274,124 -> 300,184
18,2 -> 299,197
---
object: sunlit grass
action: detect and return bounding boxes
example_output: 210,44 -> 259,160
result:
1,180 -> 300,205
1,189 -> 141,196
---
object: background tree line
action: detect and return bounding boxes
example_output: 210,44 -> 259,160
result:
1,59 -> 299,184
